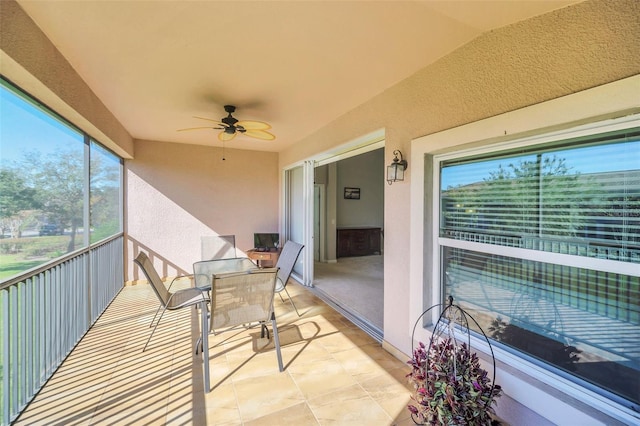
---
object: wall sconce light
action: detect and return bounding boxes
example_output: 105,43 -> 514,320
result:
387,150 -> 408,185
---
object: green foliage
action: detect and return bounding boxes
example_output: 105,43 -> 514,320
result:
1,146 -> 121,279
22,150 -> 84,250
90,219 -> 120,243
443,154 -> 601,239
407,337 -> 502,425
0,168 -> 40,218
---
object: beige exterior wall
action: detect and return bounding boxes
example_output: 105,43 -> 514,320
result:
126,140 -> 279,281
278,0 -> 640,358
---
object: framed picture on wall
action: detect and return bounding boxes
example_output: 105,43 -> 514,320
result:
344,187 -> 360,199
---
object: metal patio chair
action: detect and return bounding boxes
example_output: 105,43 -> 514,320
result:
199,267 -> 283,392
274,241 -> 304,316
201,235 -> 237,260
134,252 -> 208,352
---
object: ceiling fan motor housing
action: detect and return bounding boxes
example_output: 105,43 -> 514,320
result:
222,105 -> 244,133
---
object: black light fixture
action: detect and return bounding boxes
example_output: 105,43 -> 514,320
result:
387,150 -> 408,185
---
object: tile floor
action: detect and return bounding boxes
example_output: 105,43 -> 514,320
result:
15,278 -> 415,425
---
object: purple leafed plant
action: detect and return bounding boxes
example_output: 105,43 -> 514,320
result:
407,337 -> 502,425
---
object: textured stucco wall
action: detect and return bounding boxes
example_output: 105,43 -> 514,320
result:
126,140 -> 278,281
280,0 -> 640,167
279,0 -> 640,361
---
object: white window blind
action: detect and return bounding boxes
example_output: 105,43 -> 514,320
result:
441,132 -> 640,261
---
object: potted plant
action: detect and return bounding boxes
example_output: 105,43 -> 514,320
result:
407,297 -> 502,425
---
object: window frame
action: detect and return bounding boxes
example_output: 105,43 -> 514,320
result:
409,77 -> 640,424
435,118 -> 640,412
421,115 -> 640,324
0,77 -> 124,283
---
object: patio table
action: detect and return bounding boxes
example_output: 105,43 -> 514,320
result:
192,257 -> 258,291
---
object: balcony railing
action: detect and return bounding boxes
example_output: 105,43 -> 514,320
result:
0,234 -> 124,425
443,229 -> 640,263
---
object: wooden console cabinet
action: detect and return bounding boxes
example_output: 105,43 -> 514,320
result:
337,227 -> 381,257
246,249 -> 280,268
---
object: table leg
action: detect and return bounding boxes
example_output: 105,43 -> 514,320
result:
201,300 -> 210,393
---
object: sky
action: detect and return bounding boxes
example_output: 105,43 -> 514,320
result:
0,85 -> 83,164
441,140 -> 639,190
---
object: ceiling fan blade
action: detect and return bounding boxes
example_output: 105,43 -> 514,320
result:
236,120 -> 271,130
244,129 -> 276,141
218,131 -> 236,142
177,126 -> 222,132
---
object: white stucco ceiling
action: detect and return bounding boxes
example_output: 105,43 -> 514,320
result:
15,0 -> 579,152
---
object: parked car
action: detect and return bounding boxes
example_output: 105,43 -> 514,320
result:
39,224 -> 63,236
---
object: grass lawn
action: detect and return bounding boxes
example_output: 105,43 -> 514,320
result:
0,255 -> 49,281
0,235 -> 72,282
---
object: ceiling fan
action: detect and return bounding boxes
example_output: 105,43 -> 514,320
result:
178,105 -> 275,141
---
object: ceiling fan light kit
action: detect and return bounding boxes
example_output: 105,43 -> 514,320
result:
178,105 -> 275,142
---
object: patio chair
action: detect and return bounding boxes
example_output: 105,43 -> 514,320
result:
200,267 -> 283,392
201,235 -> 236,260
274,241 -> 304,316
134,252 -> 208,352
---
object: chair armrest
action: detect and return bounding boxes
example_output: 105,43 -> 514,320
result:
167,274 -> 194,291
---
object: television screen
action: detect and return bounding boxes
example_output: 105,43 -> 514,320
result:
254,233 -> 279,250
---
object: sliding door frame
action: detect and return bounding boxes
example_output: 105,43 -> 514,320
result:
281,129 -> 386,287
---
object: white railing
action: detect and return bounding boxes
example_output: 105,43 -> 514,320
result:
0,234 -> 124,425
443,229 -> 640,263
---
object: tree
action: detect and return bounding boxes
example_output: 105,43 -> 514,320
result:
21,150 -> 84,251
443,154 -> 593,241
0,167 -> 40,238
18,147 -> 120,250
89,149 -> 121,242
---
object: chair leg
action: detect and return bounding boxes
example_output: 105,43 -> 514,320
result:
271,313 -> 284,372
143,306 -> 168,352
196,302 -> 210,355
150,304 -> 163,328
195,335 -> 202,355
260,323 -> 270,339
283,287 -> 301,317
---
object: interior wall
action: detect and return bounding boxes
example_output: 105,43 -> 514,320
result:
314,149 -> 384,262
125,139 -> 279,281
336,149 -> 384,228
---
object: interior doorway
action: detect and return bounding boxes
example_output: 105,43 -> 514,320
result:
311,146 -> 385,341
282,131 -> 385,341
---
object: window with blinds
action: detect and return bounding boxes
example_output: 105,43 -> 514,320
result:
438,128 -> 640,409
